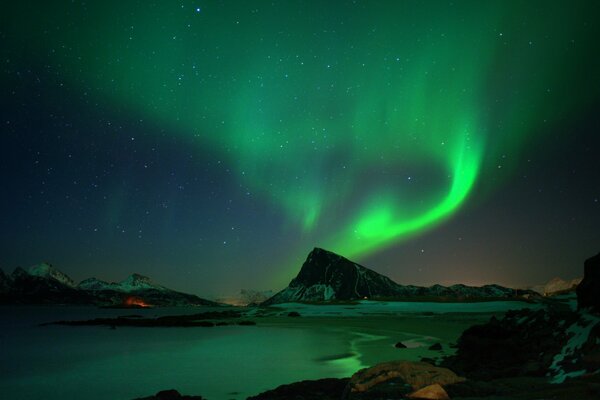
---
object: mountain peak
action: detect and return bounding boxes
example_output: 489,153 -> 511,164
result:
262,248 -> 538,305
263,248 -> 401,304
27,262 -> 76,287
119,273 -> 162,291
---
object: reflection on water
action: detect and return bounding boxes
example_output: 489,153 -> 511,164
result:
0,303 -> 520,399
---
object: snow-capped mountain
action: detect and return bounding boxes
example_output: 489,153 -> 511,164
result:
0,263 -> 218,306
263,248 -> 535,305
78,273 -> 167,293
542,277 -> 581,296
28,262 -> 76,288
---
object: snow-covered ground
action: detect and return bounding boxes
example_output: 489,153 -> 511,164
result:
550,311 -> 600,383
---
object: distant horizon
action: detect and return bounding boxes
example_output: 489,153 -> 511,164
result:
2,246 -> 586,299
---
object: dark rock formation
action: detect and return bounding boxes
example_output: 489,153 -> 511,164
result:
441,307 -> 600,381
262,248 -> 403,304
247,378 -> 349,400
263,248 -> 536,304
134,389 -> 204,400
43,310 -> 245,328
577,252 -> 600,312
395,342 -> 408,348
429,343 -> 443,351
342,361 -> 465,399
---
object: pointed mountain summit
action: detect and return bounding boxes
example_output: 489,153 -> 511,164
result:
263,248 -> 404,304
263,248 -> 536,305
28,262 -> 76,287
7,265 -> 91,304
119,273 -> 166,291
78,274 -> 164,292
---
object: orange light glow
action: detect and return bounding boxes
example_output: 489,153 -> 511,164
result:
124,296 -> 151,308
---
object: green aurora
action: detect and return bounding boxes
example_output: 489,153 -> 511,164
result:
4,1 -> 599,280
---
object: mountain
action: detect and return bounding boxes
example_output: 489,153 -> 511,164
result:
79,273 -> 218,307
78,274 -> 166,292
522,277 -> 582,296
542,277 -> 581,296
28,262 -> 77,287
0,268 -> 12,293
216,289 -> 276,306
263,248 -> 535,305
0,264 -> 219,307
5,267 -> 92,304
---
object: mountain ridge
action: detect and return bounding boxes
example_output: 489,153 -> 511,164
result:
0,264 -> 218,307
263,248 -> 537,305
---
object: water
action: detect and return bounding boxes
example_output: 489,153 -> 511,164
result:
0,302 -> 537,399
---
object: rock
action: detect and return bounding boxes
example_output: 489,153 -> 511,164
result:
440,307 -> 599,380
429,343 -> 443,351
44,310 -> 243,328
577,252 -> 600,312
288,311 -> 301,317
247,378 -> 349,400
395,342 -> 408,348
344,361 -> 465,397
346,377 -> 412,399
407,383 -> 450,399
133,389 -> 204,400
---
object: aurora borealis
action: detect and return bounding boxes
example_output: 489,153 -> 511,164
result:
1,1 -> 599,295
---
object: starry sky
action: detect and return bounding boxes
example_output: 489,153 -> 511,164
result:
1,0 -> 599,297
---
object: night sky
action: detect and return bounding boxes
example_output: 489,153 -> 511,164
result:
1,1 -> 599,297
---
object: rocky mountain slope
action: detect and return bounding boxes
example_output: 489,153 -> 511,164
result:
0,263 -> 218,307
263,248 -> 535,305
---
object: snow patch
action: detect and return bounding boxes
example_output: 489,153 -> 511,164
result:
549,312 -> 600,383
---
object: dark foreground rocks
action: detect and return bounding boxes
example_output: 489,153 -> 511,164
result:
441,307 -> 600,381
577,252 -> 600,312
41,310 -> 257,328
137,374 -> 600,400
247,378 -> 350,400
343,361 -> 464,399
134,389 -> 204,400
246,361 -> 462,400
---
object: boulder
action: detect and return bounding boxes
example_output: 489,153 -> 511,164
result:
440,307 -> 600,381
343,361 -> 464,398
395,342 -> 408,348
247,378 -> 349,400
577,252 -> 600,312
428,343 -> 443,351
407,383 -> 450,399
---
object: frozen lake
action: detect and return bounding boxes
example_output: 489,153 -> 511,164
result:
0,301 -> 540,399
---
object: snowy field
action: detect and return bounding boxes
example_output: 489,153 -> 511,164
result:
0,301 -> 541,400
